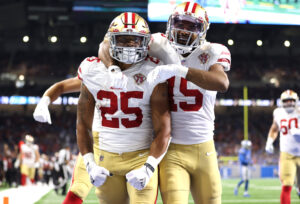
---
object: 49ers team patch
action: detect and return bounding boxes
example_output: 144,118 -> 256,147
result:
198,52 -> 210,64
133,73 -> 146,85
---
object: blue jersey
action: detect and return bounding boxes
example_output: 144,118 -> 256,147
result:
238,148 -> 251,166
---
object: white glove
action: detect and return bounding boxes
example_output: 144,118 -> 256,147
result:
34,162 -> 40,168
83,153 -> 110,187
290,128 -> 300,135
33,96 -> 52,124
106,65 -> 128,91
126,156 -> 158,190
14,159 -> 20,168
147,64 -> 188,84
265,137 -> 274,154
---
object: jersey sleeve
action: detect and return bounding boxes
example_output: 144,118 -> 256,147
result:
148,33 -> 181,65
77,56 -> 101,82
213,44 -> 231,71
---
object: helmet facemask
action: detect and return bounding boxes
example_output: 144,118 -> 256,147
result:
109,33 -> 150,64
167,14 -> 208,55
282,99 -> 297,114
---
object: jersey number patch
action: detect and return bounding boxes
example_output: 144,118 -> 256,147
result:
97,90 -> 143,128
168,77 -> 203,112
280,118 -> 298,135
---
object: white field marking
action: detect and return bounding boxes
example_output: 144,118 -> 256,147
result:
222,199 -> 299,203
222,182 -> 281,190
0,185 -> 53,204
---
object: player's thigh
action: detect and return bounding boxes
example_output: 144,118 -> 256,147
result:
159,145 -> 190,204
127,168 -> 158,204
69,154 -> 93,200
20,164 -> 29,176
191,141 -> 221,204
28,167 -> 36,180
280,152 -> 296,186
95,174 -> 128,204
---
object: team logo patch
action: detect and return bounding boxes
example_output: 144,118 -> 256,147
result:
133,73 -> 146,85
198,52 -> 210,64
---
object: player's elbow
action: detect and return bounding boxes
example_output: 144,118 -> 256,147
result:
217,78 -> 229,93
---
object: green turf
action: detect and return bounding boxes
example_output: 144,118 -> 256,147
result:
35,179 -> 299,204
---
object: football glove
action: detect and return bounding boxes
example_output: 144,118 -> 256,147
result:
147,64 -> 188,84
126,156 -> 158,190
83,153 -> 110,187
33,96 -> 52,124
106,65 -> 128,91
265,137 -> 274,154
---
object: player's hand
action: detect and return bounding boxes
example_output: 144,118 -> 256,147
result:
265,143 -> 274,154
147,64 -> 188,84
126,164 -> 154,191
14,159 -> 20,168
33,96 -> 52,124
106,65 -> 128,90
83,153 -> 111,187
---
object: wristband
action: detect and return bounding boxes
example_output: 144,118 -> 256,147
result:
144,156 -> 159,172
40,96 -> 51,106
266,137 -> 275,146
83,152 -> 96,168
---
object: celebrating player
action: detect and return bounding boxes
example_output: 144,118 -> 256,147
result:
234,140 -> 252,197
266,89 -> 300,204
16,135 -> 40,186
99,2 -> 230,203
76,12 -> 171,204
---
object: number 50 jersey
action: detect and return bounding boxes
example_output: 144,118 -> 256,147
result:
78,56 -> 163,154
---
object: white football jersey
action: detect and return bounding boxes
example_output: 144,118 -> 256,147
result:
21,144 -> 38,167
78,56 -> 163,154
273,107 -> 300,156
150,34 -> 231,145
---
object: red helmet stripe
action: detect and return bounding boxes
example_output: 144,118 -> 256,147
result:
191,3 -> 197,13
132,12 -> 135,28
184,2 -> 190,12
124,12 -> 128,28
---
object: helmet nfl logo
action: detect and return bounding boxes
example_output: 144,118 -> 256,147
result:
133,73 -> 146,85
198,52 -> 209,64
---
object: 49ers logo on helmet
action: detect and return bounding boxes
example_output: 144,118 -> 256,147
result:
198,52 -> 209,64
133,73 -> 146,85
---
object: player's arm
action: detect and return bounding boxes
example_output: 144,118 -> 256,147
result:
185,64 -> 229,92
43,77 -> 81,102
33,77 -> 81,124
126,82 -> 171,191
265,120 -> 279,153
149,82 -> 171,159
77,83 -> 111,187
147,64 -> 229,93
76,83 -> 95,155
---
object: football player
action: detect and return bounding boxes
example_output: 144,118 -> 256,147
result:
99,2 -> 230,204
77,12 -> 171,204
16,135 -> 40,186
266,89 -> 300,204
234,140 -> 252,197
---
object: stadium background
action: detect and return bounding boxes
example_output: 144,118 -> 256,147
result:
0,0 -> 300,203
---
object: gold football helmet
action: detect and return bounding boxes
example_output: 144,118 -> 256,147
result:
25,134 -> 34,145
280,89 -> 298,113
107,12 -> 151,64
166,1 -> 210,55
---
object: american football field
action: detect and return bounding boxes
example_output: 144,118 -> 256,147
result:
34,178 -> 299,204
